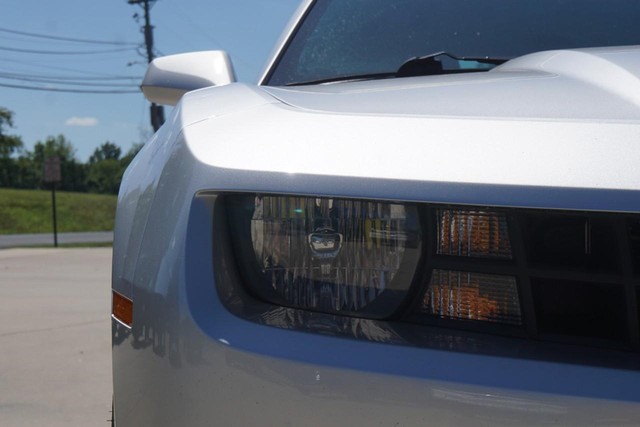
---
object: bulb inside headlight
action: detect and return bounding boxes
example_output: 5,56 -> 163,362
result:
228,195 -> 422,318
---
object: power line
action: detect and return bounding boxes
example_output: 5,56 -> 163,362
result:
0,45 -> 136,55
0,26 -> 139,46
0,82 -> 139,94
0,70 -> 140,81
1,58 -> 139,78
0,74 -> 139,88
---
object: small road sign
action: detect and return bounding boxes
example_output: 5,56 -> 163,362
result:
43,156 -> 61,183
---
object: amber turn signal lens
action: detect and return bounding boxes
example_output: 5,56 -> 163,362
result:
437,209 -> 512,259
112,291 -> 133,327
421,269 -> 522,325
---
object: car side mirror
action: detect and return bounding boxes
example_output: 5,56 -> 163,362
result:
141,50 -> 237,106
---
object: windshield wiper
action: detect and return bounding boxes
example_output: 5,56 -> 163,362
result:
285,72 -> 397,86
284,52 -> 510,86
396,51 -> 510,77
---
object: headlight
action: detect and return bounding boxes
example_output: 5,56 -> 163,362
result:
223,194 -> 639,352
226,195 -> 422,318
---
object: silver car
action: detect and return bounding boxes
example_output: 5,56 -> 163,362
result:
111,0 -> 640,425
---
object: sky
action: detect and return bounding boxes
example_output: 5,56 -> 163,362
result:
1,0 -> 301,161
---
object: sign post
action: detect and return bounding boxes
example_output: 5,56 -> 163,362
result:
43,156 -> 61,247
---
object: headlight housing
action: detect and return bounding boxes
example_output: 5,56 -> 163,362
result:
223,193 -> 640,352
226,195 -> 422,318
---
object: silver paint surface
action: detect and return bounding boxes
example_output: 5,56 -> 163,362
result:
112,14 -> 640,425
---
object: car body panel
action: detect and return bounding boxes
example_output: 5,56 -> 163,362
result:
113,135 -> 640,425
112,1 -> 640,425
184,99 -> 640,192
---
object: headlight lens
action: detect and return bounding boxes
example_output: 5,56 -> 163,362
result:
227,195 -> 422,318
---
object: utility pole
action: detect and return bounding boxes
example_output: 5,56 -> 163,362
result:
128,0 -> 165,131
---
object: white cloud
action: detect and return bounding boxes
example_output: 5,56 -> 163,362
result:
65,116 -> 99,127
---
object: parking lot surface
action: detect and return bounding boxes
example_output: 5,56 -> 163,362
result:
0,232 -> 114,249
0,248 -> 112,427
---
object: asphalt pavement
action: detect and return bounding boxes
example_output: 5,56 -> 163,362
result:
0,248 -> 112,427
0,232 -> 113,249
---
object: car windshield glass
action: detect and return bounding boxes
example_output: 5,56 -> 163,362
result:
267,0 -> 640,86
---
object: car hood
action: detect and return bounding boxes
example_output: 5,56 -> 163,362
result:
178,46 -> 640,200
261,46 -> 640,122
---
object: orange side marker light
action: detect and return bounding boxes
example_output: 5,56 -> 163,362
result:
112,290 -> 133,327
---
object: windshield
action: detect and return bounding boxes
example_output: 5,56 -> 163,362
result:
267,0 -> 640,85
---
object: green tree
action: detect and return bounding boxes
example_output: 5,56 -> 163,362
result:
0,107 -> 25,187
86,141 -> 134,194
32,134 -> 76,163
89,141 -> 121,164
86,158 -> 123,194
13,154 -> 39,189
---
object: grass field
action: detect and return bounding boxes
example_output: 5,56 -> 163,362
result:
0,188 -> 117,234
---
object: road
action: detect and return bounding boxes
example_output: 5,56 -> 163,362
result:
0,248 -> 112,427
0,232 -> 113,249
